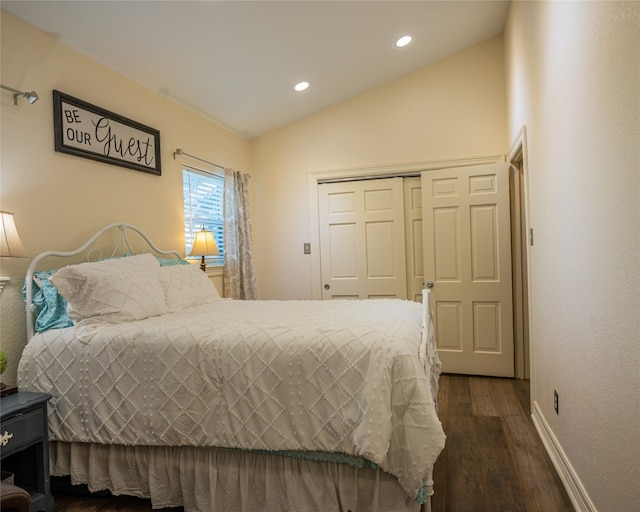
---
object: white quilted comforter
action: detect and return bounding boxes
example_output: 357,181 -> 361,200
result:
18,298 -> 445,498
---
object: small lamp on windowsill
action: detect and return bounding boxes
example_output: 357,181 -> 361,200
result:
188,227 -> 219,272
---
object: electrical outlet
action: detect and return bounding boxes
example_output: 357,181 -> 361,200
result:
554,390 -> 559,414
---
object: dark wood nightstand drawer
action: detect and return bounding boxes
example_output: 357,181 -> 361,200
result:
0,391 -> 54,511
1,408 -> 45,455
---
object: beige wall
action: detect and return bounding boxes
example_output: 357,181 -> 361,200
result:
504,2 -> 639,510
251,36 -> 507,299
0,12 -> 251,386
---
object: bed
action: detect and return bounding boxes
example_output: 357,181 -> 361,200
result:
17,223 -> 445,512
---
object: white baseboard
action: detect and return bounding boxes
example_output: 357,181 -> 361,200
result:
531,400 -> 597,512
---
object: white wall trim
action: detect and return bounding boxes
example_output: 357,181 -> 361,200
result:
531,401 -> 598,512
307,154 -> 504,299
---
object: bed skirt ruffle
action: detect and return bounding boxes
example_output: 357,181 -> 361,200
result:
50,442 -> 430,512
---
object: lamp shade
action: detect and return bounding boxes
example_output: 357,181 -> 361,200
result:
188,228 -> 220,257
0,211 -> 28,258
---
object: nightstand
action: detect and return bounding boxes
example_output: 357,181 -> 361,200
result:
0,391 -> 54,512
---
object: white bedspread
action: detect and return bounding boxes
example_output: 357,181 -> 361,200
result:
18,298 -> 445,498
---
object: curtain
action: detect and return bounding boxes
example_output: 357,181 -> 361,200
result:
223,168 -> 258,299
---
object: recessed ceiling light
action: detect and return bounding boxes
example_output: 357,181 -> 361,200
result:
394,35 -> 412,48
294,81 -> 310,92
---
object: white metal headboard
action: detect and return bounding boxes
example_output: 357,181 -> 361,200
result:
25,223 -> 182,341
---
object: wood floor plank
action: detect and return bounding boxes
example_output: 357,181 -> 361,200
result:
469,376 -> 500,417
433,375 -> 574,512
512,378 -> 531,415
502,414 -> 575,512
431,374 -> 449,512
473,415 -> 527,512
54,495 -> 182,512
489,378 -> 527,417
441,377 -> 483,511
448,374 -> 472,406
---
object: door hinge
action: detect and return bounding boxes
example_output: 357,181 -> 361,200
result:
529,228 -> 534,246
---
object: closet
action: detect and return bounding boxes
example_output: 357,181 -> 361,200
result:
317,162 -> 515,377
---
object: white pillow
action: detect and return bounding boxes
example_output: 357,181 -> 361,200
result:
159,264 -> 221,312
49,253 -> 167,323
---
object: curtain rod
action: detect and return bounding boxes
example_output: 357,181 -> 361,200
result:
173,148 -> 224,170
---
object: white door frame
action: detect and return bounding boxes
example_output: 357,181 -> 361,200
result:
507,125 -> 534,382
308,155 -> 504,300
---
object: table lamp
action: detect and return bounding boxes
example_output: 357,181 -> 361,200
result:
188,227 -> 219,272
0,211 -> 29,293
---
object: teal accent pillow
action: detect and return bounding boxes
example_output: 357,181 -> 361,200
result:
156,256 -> 190,266
23,270 -> 74,333
24,255 -> 189,333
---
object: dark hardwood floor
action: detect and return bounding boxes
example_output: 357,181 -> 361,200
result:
53,375 -> 574,511
432,375 -> 574,512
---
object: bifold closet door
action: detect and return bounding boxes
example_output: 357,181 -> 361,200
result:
318,178 -> 407,300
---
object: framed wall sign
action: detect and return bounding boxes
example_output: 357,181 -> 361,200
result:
53,90 -> 161,175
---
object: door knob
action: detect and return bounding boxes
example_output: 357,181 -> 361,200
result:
425,281 -> 434,289
324,284 -> 330,290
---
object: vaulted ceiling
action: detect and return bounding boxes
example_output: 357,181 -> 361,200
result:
3,1 -> 510,139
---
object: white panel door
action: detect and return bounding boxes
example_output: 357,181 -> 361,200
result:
319,178 -> 407,299
404,177 -> 424,303
422,163 -> 514,377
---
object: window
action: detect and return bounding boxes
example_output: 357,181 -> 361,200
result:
183,167 -> 224,264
